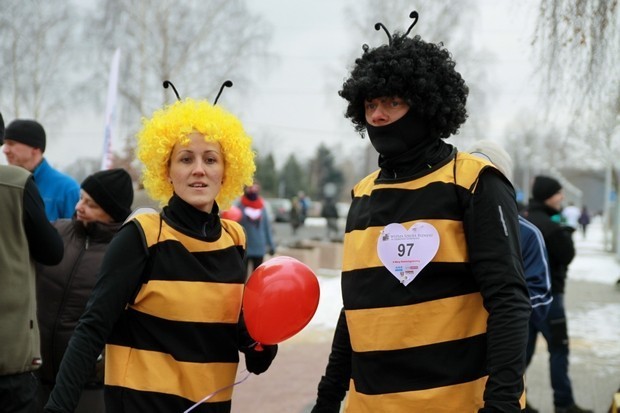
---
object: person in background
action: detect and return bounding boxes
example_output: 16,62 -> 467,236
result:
526,175 -> 592,413
320,197 -> 339,241
297,191 -> 309,225
44,97 -> 277,413
0,111 -> 64,413
290,196 -> 303,237
311,12 -> 530,412
2,119 -> 79,221
577,206 -> 590,239
561,202 -> 581,232
238,182 -> 276,276
36,168 -> 134,413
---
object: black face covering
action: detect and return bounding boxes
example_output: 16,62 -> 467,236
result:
366,109 -> 451,178
366,109 -> 431,158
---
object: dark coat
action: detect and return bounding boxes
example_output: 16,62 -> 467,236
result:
526,199 -> 575,294
36,218 -> 121,385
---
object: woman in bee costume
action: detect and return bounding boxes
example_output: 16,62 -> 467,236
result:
45,82 -> 277,413
311,12 -> 531,413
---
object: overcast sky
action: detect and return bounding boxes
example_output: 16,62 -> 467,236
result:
34,0 -> 540,171
235,0 -> 539,165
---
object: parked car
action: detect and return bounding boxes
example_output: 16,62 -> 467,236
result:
265,198 -> 292,222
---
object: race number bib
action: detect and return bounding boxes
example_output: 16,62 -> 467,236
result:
377,222 -> 440,286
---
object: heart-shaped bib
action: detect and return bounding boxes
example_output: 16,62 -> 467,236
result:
244,206 -> 263,221
377,222 -> 440,286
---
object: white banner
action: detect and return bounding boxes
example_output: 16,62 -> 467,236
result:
101,48 -> 121,170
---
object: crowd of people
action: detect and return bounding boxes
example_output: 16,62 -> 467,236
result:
0,8 -> 615,413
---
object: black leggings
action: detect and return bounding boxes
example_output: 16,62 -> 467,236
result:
245,256 -> 264,278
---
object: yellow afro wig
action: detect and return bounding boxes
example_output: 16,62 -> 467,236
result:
137,98 -> 255,210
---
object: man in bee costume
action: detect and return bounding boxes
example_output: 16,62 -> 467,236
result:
311,12 -> 531,413
45,90 -> 277,413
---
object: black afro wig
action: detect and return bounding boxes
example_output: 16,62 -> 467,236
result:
339,33 -> 469,140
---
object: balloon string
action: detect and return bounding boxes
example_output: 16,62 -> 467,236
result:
249,341 -> 263,351
183,369 -> 251,413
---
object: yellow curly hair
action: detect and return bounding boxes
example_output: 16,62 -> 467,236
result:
137,98 -> 255,210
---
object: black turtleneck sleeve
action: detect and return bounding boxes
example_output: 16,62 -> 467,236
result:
311,308 -> 352,413
463,169 -> 531,413
23,176 -> 63,265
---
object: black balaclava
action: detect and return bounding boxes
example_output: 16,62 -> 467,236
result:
366,108 -> 451,177
366,108 -> 429,158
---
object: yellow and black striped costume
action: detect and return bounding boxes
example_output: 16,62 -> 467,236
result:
105,212 -> 246,413
341,152 -> 524,412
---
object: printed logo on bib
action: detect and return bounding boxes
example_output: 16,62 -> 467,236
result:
377,222 -> 440,286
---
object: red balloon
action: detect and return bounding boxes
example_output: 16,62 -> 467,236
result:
243,256 -> 320,345
221,205 -> 242,222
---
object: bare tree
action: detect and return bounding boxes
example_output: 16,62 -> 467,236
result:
533,0 -> 619,116
532,1 -> 618,160
0,0 -> 82,123
56,0 -> 271,177
82,0 -> 271,124
533,1 -> 620,243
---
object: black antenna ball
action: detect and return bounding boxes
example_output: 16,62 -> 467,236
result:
163,80 -> 181,101
214,80 -> 233,105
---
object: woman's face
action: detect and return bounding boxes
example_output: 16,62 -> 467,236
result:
364,96 -> 410,127
168,132 -> 224,213
75,190 -> 114,224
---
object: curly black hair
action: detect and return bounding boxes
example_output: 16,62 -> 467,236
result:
339,33 -> 469,140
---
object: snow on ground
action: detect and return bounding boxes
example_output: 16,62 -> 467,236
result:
564,217 -> 620,359
568,216 -> 620,285
308,275 -> 342,331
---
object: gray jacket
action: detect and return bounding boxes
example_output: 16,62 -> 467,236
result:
0,165 -> 63,375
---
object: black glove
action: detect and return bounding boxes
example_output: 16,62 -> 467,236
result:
244,344 -> 278,375
269,248 -> 275,256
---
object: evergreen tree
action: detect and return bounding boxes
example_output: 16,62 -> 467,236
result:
280,154 -> 307,199
309,144 -> 344,201
255,152 -> 278,197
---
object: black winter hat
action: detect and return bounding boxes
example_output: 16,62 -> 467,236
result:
532,175 -> 562,202
4,119 -> 46,152
81,168 -> 134,223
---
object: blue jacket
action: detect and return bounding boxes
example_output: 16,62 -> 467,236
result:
238,199 -> 276,258
33,158 -> 80,221
519,215 -> 552,324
